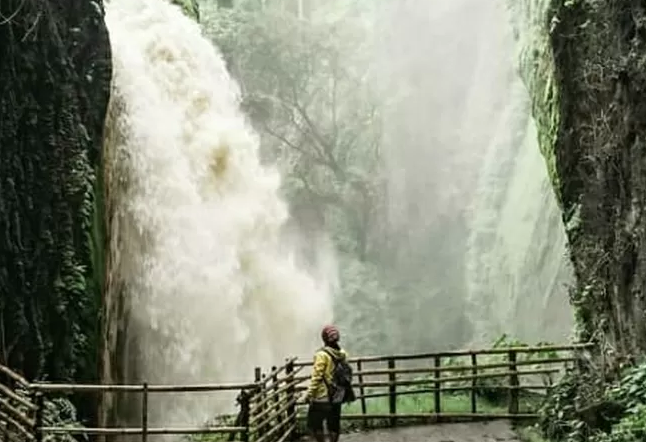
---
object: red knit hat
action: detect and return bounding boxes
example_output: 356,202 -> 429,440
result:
321,325 -> 340,343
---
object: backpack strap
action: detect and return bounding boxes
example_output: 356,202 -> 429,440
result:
319,348 -> 341,402
321,348 -> 340,366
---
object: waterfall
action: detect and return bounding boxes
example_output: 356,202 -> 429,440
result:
370,0 -> 573,347
103,0 -> 332,428
467,0 -> 574,343
464,1 -> 573,343
465,78 -> 574,344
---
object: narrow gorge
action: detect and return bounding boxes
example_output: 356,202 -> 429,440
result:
2,0 -> 646,440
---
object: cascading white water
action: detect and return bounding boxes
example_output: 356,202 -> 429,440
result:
103,0 -> 332,428
466,79 -> 574,344
464,1 -> 573,344
369,0 -> 573,346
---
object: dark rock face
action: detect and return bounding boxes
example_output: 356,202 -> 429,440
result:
0,0 -> 111,387
548,2 -> 646,358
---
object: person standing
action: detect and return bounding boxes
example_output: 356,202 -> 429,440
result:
303,325 -> 355,442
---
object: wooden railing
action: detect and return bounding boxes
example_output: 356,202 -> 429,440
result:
248,358 -> 302,442
0,365 -> 37,441
0,342 -> 594,441
30,381 -> 255,440
287,343 -> 594,429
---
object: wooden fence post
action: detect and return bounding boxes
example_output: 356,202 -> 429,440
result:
285,359 -> 296,441
356,360 -> 367,428
470,353 -> 477,414
255,368 -> 268,436
387,358 -> 396,427
271,366 -> 279,431
260,372 -> 267,436
240,390 -> 251,442
141,382 -> 148,442
34,392 -> 44,442
433,356 -> 441,418
508,350 -> 519,414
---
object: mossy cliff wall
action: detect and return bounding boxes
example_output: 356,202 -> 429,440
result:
516,0 -> 646,362
0,0 -> 111,385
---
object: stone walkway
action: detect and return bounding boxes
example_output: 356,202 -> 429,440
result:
338,421 -> 521,442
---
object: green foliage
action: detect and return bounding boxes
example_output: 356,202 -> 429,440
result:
42,397 -> 88,442
538,370 -> 596,441
10,387 -> 86,442
171,0 -> 200,20
183,415 -> 237,442
591,405 -> 646,442
536,360 -> 646,442
518,426 -> 552,442
589,363 -> 646,442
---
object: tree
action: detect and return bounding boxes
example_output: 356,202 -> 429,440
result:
202,3 -> 398,352
201,0 -> 480,354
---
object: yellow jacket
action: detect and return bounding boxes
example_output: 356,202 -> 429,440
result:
305,346 -> 348,401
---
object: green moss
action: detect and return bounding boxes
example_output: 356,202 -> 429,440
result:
516,3 -> 563,208
171,0 -> 200,21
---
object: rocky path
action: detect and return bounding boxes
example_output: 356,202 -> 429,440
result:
338,421 -> 521,442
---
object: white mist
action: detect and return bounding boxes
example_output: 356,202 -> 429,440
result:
104,0 -> 332,428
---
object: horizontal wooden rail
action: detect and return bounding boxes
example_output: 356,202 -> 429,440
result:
300,412 -> 539,420
30,381 -> 256,393
290,356 -> 574,383
306,367 -> 558,389
354,384 -> 553,400
39,426 -> 246,435
293,343 -> 593,367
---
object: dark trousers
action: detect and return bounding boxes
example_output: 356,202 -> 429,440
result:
306,401 -> 342,433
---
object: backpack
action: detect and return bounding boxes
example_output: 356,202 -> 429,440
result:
321,348 -> 356,404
